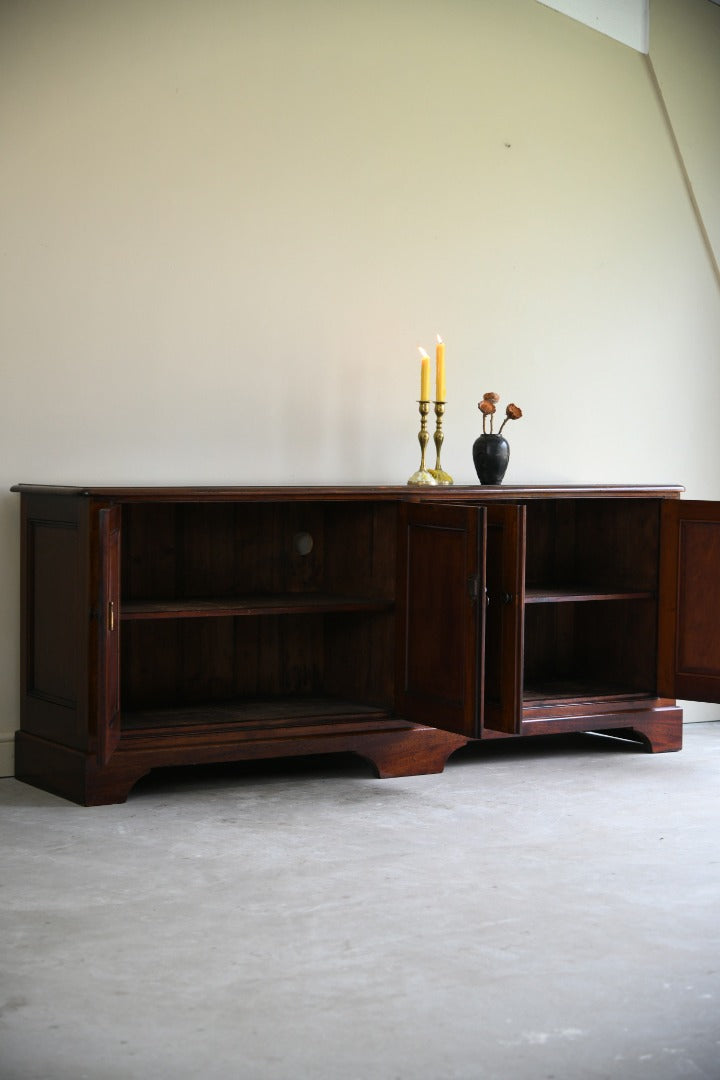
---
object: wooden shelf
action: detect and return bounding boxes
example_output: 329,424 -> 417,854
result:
121,697 -> 397,734
121,594 -> 395,620
523,680 -> 651,703
524,587 -> 655,605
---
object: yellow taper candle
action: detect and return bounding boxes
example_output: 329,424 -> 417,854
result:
436,335 -> 446,401
418,347 -> 431,401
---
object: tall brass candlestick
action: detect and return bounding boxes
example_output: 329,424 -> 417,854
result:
407,400 -> 437,486
430,401 -> 453,485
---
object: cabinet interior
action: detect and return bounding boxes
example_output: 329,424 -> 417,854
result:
119,501 -> 397,728
117,495 -> 664,728
524,499 -> 660,593
521,500 -> 660,702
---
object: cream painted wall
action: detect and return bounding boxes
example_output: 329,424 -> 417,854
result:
649,0 -> 720,280
2,0 -> 720,773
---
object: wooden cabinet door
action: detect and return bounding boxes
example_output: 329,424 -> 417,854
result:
396,502 -> 485,737
20,493 -> 90,750
483,504 -> 525,734
659,499 -> 720,702
97,506 -> 121,765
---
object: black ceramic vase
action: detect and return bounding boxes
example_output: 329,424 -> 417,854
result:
472,433 -> 510,485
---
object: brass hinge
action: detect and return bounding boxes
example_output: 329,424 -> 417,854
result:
467,574 -> 481,601
108,600 -> 116,632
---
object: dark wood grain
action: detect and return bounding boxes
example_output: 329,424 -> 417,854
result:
97,507 -> 121,766
520,703 -> 682,752
523,598 -> 658,703
659,499 -> 720,701
122,697 -> 391,731
20,494 -> 91,752
121,594 -> 394,619
12,483 -> 686,502
483,504 -> 525,735
13,484 -> 694,806
524,499 -> 661,592
14,721 -> 468,805
395,501 -> 483,737
525,588 -> 654,604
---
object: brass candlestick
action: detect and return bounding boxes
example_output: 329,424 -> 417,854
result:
407,400 -> 437,486
430,401 -> 453,486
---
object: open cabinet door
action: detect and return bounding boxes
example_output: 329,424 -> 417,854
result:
396,501 -> 484,737
97,506 -> 121,765
659,500 -> 720,702
483,504 -> 525,734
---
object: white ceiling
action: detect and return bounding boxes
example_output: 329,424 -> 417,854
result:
536,0 -> 650,52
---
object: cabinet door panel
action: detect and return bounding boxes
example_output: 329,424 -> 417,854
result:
483,505 -> 525,734
20,495 -> 90,749
659,500 -> 720,702
97,506 -> 121,765
396,502 -> 484,737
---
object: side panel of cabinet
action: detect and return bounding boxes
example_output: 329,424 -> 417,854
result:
483,504 -> 525,734
396,502 -> 484,737
96,506 -> 122,765
659,499 -> 720,702
20,495 -> 91,751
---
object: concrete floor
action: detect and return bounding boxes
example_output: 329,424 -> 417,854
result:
1,724 -> 719,1080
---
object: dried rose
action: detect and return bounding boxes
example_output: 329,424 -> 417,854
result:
478,398 -> 497,433
498,402 -> 523,435
482,392 -> 500,404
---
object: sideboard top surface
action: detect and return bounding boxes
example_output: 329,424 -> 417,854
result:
11,484 -> 685,503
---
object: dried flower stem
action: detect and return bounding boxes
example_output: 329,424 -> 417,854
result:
479,395 -> 523,437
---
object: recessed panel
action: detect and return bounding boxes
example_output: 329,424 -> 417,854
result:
30,521 -> 80,706
677,520 -> 720,674
404,523 -> 467,706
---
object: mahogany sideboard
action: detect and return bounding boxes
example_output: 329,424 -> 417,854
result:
12,482 -> 718,806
